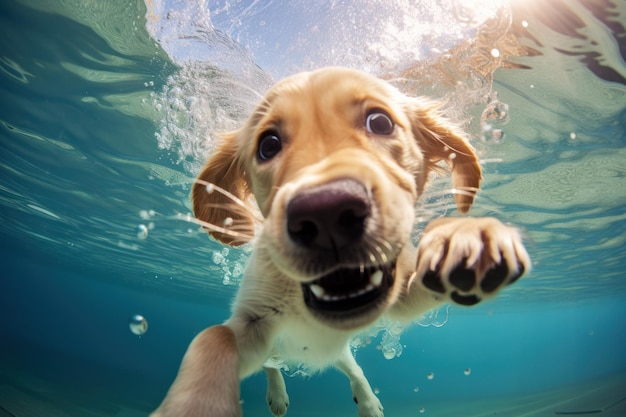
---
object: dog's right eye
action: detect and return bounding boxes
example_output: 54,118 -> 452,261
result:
257,133 -> 282,161
365,110 -> 395,136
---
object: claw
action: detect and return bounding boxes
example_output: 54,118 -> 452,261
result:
507,262 -> 525,286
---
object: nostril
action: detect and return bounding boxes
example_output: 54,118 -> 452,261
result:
287,218 -> 319,247
286,179 -> 371,250
337,205 -> 368,240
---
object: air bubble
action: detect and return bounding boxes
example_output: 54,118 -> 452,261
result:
137,224 -> 149,239
413,386 -> 420,392
383,347 -> 396,360
569,132 -> 577,140
206,183 -> 215,194
481,100 -> 509,123
223,217 -> 234,227
427,372 -> 434,380
374,387 -> 380,395
212,251 -> 225,264
481,97 -> 509,143
139,209 -> 156,220
419,407 -> 426,413
482,126 -> 504,143
129,314 -> 148,335
464,368 -> 471,376
491,48 -> 500,58
448,152 -> 457,160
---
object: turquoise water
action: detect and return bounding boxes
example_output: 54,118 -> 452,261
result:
1,0 -> 625,416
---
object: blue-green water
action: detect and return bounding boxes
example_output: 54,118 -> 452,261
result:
1,1 -> 625,416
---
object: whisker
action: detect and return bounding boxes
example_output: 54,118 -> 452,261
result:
416,186 -> 506,219
171,213 -> 255,242
363,235 -> 394,266
373,241 -> 391,265
450,187 -> 479,198
418,186 -> 478,204
198,202 -> 262,226
415,207 -> 454,216
194,178 -> 264,223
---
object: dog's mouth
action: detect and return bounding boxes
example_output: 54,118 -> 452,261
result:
301,262 -> 396,320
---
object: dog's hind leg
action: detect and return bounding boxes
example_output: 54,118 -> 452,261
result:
334,345 -> 384,417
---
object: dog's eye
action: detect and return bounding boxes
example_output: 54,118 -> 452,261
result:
257,133 -> 282,161
365,110 -> 395,135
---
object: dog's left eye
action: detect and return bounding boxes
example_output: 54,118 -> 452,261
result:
257,132 -> 282,161
365,110 -> 395,135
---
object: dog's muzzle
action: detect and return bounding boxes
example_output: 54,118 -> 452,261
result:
286,178 -> 396,321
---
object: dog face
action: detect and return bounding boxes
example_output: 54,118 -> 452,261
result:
192,67 -> 481,330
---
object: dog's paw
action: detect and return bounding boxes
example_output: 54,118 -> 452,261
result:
265,367 -> 289,417
415,217 -> 530,306
352,386 -> 384,417
266,389 -> 289,417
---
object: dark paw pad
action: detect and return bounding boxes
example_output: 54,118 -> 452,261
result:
449,262 -> 475,291
422,270 -> 446,293
480,261 -> 509,293
451,291 -> 481,306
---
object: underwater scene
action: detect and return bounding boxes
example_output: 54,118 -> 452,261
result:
1,0 -> 625,416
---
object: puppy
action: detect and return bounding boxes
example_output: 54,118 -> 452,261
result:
151,67 -> 530,417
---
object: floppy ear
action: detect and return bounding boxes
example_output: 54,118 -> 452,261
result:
191,131 -> 255,246
408,102 -> 482,213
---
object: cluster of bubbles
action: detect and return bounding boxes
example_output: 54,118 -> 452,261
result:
211,246 -> 245,286
480,93 -> 510,143
137,209 -> 157,239
264,356 -> 314,379
379,322 -> 406,360
350,306 -> 448,361
350,320 -> 404,360
416,304 -> 450,328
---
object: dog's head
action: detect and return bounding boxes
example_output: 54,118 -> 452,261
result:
192,67 -> 481,329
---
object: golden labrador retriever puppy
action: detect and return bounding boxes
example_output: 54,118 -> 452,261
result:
151,67 -> 530,417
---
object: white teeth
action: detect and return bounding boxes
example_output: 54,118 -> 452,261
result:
310,284 -> 325,298
308,269 -> 386,302
371,270 -> 383,287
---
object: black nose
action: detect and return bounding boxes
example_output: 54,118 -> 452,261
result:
286,179 -> 371,250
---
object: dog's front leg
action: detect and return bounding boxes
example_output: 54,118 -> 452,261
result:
391,217 -> 531,320
150,325 -> 241,417
265,366 -> 289,417
335,345 -> 384,417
